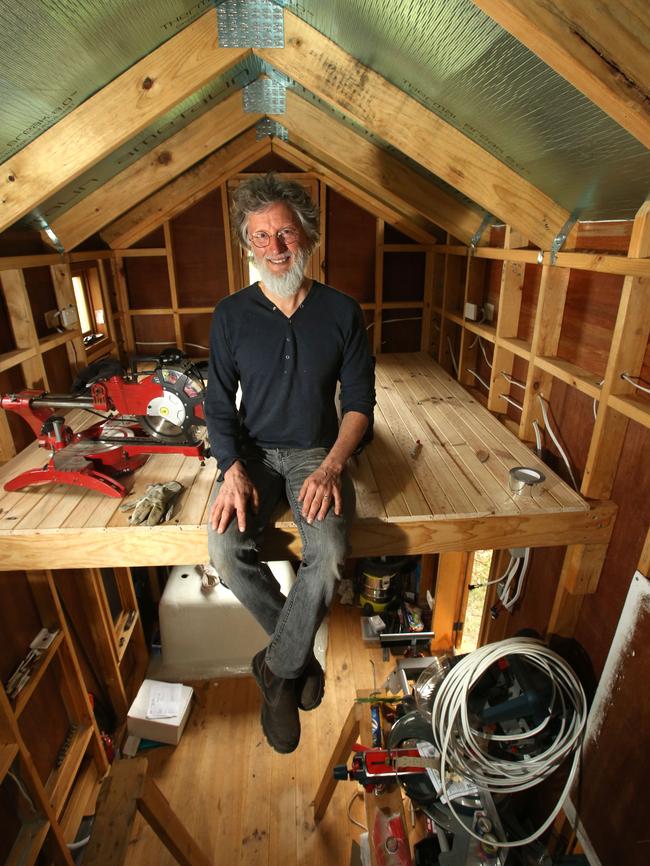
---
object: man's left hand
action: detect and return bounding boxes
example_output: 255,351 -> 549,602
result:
298,467 -> 342,524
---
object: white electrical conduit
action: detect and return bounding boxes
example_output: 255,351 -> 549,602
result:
447,337 -> 459,377
430,637 -> 587,849
474,555 -> 517,588
500,371 -> 526,390
621,372 -> 650,395
499,394 -> 523,411
478,337 -> 493,369
466,369 -> 490,391
536,396 -> 579,491
499,548 -> 531,611
532,420 -> 543,455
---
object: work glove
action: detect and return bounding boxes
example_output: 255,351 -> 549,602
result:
119,481 -> 183,525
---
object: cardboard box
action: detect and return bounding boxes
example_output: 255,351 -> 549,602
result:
127,679 -> 193,745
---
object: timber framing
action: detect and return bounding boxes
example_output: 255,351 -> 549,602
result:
47,93 -> 263,251
473,0 -> 650,150
257,11 -> 569,249
0,12 -> 250,233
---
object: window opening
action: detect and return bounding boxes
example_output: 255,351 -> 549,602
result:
460,549 -> 493,653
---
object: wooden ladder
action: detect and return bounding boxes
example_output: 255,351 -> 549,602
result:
83,756 -> 212,866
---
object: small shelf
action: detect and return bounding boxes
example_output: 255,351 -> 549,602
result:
536,356 -> 603,399
0,741 -> 20,782
500,336 -> 532,361
13,632 -> 65,719
46,724 -> 94,819
465,321 -> 496,342
39,329 -> 82,353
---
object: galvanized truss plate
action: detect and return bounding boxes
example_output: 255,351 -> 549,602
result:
216,0 -> 284,48
255,118 -> 288,140
243,78 -> 286,113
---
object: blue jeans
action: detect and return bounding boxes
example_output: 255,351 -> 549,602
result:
207,446 -> 354,679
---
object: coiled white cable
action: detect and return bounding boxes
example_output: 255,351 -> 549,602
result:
430,637 -> 587,848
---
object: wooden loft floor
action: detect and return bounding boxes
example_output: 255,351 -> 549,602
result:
0,353 -> 614,572
122,600 -> 399,866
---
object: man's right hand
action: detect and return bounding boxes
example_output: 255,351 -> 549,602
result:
209,461 -> 259,534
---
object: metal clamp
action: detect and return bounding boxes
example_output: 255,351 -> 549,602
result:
243,78 -> 286,113
255,118 -> 288,141
216,0 -> 284,49
470,212 -> 493,251
550,209 -> 580,265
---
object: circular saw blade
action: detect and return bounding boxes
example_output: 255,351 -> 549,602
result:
138,363 -> 206,444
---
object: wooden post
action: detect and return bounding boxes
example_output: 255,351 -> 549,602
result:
431,552 -> 473,650
373,219 -> 384,355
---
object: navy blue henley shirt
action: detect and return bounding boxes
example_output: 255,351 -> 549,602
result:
205,281 -> 375,475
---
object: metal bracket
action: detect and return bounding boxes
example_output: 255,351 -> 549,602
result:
255,118 -> 288,141
470,212 -> 493,251
243,78 -> 286,114
550,210 -> 580,265
215,0 -> 284,48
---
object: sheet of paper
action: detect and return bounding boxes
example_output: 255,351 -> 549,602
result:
146,682 -> 184,719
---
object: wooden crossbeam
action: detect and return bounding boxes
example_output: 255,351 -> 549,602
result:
278,90 -> 482,244
0,10 -> 249,232
47,93 -> 261,251
102,130 -> 270,249
271,139 -> 441,244
473,0 -> 650,149
83,757 -> 212,866
257,11 -> 569,249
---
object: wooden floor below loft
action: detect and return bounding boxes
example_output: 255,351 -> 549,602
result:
123,600 -> 398,866
0,352 -> 614,572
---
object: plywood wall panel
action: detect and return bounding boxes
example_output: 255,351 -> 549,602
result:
124,257 -> 171,309
575,420 -> 650,675
131,314 -> 176,352
0,366 -> 32,453
181,313 -> 212,358
43,343 -> 74,394
383,252 -> 425,303
23,266 -> 58,339
516,263 -> 542,344
128,226 -> 165,249
242,153 -> 302,173
326,189 -> 375,303
171,190 -> 229,308
557,270 -> 624,378
381,308 -> 422,353
0,282 -> 15,352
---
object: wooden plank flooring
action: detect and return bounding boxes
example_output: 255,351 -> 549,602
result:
122,601 -> 397,866
0,353 -> 602,571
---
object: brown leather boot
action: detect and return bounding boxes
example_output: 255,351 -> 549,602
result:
252,649 -> 301,753
297,653 -> 325,711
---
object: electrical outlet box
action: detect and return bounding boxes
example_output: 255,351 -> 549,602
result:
464,302 -> 480,321
509,547 -> 527,559
484,302 -> 495,322
59,305 -> 79,329
44,309 -> 60,329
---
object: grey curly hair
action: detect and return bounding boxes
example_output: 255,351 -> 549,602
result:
231,172 -> 320,252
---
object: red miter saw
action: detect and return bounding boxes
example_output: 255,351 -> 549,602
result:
1,349 -> 208,498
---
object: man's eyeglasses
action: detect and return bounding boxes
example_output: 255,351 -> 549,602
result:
248,227 -> 300,248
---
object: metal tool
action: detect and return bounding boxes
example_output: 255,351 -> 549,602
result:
1,351 -> 208,498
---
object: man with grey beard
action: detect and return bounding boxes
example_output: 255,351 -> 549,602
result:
205,173 -> 375,753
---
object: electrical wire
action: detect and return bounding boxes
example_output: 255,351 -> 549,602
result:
500,371 -> 526,390
536,395 -> 579,491
466,369 -> 490,391
621,372 -> 650,395
447,337 -> 459,377
366,316 -> 423,331
498,548 -> 531,612
347,790 -> 367,831
8,771 -> 37,813
478,338 -> 493,369
430,637 -> 587,849
532,420 -> 543,455
470,555 -> 517,589
593,378 -> 605,422
498,394 -> 523,411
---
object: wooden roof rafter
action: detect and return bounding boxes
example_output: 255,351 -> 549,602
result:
0,13 -> 251,233
270,138 -> 443,243
45,92 -> 263,251
472,0 -> 650,150
101,129 -> 271,249
256,11 -> 570,250
276,91 -> 483,244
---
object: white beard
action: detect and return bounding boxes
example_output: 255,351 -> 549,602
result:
257,247 -> 309,298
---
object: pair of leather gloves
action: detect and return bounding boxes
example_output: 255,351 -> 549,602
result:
119,481 -> 183,525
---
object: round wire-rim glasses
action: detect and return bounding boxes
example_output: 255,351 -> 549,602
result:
248,227 -> 300,248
